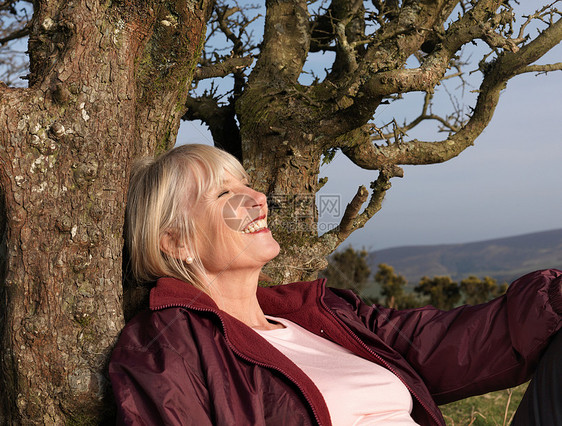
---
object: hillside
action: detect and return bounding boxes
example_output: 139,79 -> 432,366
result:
367,229 -> 562,285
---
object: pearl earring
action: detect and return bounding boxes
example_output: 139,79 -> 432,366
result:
185,256 -> 193,264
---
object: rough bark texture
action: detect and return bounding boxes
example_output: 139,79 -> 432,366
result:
0,0 -> 211,423
189,0 -> 562,283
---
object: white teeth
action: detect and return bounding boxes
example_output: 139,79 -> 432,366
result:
243,218 -> 267,233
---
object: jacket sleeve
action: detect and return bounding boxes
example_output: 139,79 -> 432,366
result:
334,269 -> 562,404
109,341 -> 213,425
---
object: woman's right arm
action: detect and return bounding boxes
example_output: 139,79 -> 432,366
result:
331,268 -> 562,403
109,344 -> 213,425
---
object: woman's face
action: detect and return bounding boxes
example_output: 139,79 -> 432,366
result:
191,171 -> 280,278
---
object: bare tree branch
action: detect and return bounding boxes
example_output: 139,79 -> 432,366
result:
199,0 -> 261,98
316,0 -> 552,140
336,16 -> 562,170
250,0 -> 310,83
330,0 -> 366,77
194,56 -> 253,80
0,22 -> 29,45
517,1 -> 561,40
491,14 -> 562,81
372,92 -> 463,143
319,165 -> 403,249
216,5 -> 244,52
338,185 -> 369,237
516,62 -> 562,75
315,1 -> 462,137
184,94 -> 242,159
0,1 -> 32,85
0,0 -> 24,12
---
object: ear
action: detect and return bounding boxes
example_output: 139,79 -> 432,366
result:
160,231 -> 192,262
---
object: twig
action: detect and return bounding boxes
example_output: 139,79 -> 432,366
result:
194,56 -> 254,80
502,388 -> 513,426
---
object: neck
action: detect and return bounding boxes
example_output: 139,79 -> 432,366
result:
205,268 -> 275,329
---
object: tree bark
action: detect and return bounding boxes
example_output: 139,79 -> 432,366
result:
0,0 -> 211,423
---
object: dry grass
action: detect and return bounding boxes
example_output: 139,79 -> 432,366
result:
440,383 -> 528,426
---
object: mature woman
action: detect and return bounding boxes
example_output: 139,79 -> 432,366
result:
110,144 -> 562,425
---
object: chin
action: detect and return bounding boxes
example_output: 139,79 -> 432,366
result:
260,240 -> 281,263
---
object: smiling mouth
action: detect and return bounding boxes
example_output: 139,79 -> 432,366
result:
242,218 -> 268,233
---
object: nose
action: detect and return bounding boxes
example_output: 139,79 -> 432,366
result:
247,188 -> 267,209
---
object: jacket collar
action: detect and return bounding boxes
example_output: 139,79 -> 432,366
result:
149,276 -> 220,311
149,276 -> 326,315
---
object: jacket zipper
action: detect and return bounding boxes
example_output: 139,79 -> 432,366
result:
154,303 -> 325,426
316,280 -> 443,426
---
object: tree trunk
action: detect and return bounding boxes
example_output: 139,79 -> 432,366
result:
0,0 -> 211,423
236,81 -> 391,284
236,82 -> 329,283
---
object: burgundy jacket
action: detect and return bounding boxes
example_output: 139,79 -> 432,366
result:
110,269 -> 562,425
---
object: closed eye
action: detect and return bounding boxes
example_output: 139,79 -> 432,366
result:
218,190 -> 230,198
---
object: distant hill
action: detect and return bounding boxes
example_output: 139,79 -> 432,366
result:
367,229 -> 562,286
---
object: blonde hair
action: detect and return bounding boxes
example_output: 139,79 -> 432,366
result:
126,144 -> 248,291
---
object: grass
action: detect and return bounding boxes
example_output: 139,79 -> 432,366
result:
440,383 -> 528,425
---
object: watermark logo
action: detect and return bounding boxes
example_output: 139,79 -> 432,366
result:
222,194 -> 260,231
318,194 -> 340,217
221,192 -> 342,233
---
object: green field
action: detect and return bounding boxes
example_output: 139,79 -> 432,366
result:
440,383 -> 528,425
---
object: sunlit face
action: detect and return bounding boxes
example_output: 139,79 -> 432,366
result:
190,171 -> 280,279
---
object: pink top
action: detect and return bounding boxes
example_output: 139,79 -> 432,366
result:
256,316 -> 419,425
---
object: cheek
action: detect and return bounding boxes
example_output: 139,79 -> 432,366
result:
206,211 -> 242,253
193,209 -> 224,252
201,233 -> 247,273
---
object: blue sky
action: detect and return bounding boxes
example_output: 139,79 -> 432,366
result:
179,19 -> 562,252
